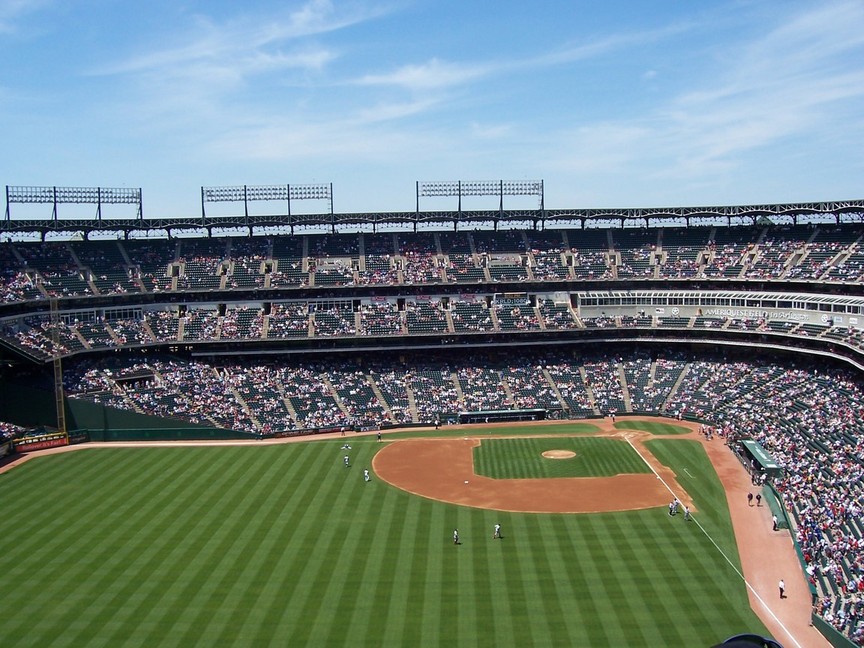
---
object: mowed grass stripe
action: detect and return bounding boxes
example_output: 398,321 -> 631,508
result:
248,444 -> 348,645
62,448 -> 243,647
498,515 -> 540,645
417,502 -> 448,645
399,498 -> 434,647
323,473 -> 408,645
604,512 -> 689,645
618,512 -> 694,642
484,512 -> 516,646
517,515 -> 568,643
193,446 -> 308,645
0,448 -> 154,562
546,516 -> 596,640
376,487 -> 424,647
114,447 -> 275,647
302,456 -> 389,645
1,448 -> 210,647
221,443 -> 325,643
282,447 -> 375,645
579,514 -> 632,645
474,437 -> 650,479
530,515 -> 583,642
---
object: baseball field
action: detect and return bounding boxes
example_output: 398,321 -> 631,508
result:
0,420 -> 767,646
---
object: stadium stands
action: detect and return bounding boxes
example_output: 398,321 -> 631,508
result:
6,215 -> 864,643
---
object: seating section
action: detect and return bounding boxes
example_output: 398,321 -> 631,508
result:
176,239 -> 226,291
62,341 -> 864,646
568,229 -> 611,279
457,367 -> 509,411
182,307 -> 219,341
72,240 -> 141,295
311,303 -> 355,337
220,306 -> 264,340
493,302 -> 540,331
359,302 -> 403,336
123,239 -> 176,292
0,224 -> 862,306
358,232 -> 399,285
744,226 -> 812,280
526,231 -> 570,280
405,299 -> 448,334
612,229 -> 657,279
537,299 -> 578,329
398,233 -> 442,284
267,303 -> 309,338
226,237 -> 270,289
659,228 -> 710,279
270,237 -> 307,288
451,300 -> 494,333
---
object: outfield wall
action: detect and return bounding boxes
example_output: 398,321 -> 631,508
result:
0,379 -> 253,440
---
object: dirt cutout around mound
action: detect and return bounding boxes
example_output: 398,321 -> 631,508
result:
373,427 -> 690,514
541,449 -> 576,459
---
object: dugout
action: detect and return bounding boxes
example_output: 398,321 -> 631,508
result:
740,440 -> 783,480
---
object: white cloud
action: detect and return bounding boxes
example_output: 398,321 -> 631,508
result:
538,1 -> 864,193
354,58 -> 491,90
0,0 -> 50,33
89,0 -> 390,86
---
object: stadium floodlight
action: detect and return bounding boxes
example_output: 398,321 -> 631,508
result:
5,184 -> 143,221
416,179 -> 545,216
200,182 -> 333,220
289,184 -> 331,201
202,186 -> 246,203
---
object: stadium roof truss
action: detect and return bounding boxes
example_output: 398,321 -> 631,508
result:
2,181 -> 863,237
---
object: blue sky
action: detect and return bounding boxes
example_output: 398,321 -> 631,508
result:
0,0 -> 862,218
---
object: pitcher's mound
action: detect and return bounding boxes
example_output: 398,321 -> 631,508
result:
542,450 -> 576,459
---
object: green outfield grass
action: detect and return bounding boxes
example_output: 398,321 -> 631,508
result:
473,436 -> 651,479
0,428 -> 767,647
614,419 -> 692,435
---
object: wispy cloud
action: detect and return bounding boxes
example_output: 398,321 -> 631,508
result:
540,1 -> 864,190
351,21 -> 693,93
659,1 -> 864,169
93,0 -> 376,77
353,58 -> 491,91
0,0 -> 50,34
83,0 -> 396,135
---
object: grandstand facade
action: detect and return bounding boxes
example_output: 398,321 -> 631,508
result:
2,199 -> 864,644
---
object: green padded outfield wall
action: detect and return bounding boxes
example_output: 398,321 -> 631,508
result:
0,379 -> 252,441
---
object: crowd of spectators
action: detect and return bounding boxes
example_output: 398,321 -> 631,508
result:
0,225 -> 862,304
58,344 -> 864,643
